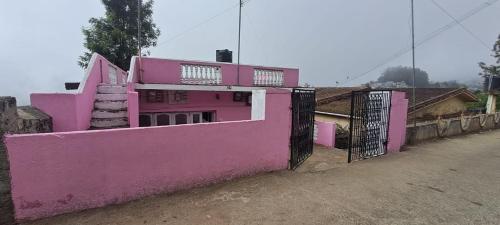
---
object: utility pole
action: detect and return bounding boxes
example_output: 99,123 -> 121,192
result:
138,0 -> 142,82
486,74 -> 497,114
411,0 -> 417,127
237,0 -> 242,86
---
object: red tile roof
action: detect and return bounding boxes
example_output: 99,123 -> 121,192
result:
315,87 -> 478,115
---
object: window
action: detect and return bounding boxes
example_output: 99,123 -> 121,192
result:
139,114 -> 152,127
156,114 -> 170,126
140,112 -> 214,126
191,113 -> 202,124
202,112 -> 213,122
168,91 -> 188,104
174,113 -> 188,125
146,90 -> 165,103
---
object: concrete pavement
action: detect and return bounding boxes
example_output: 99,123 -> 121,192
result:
24,130 -> 500,225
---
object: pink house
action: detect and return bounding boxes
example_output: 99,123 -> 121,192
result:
30,52 -> 300,132
5,52 -> 317,221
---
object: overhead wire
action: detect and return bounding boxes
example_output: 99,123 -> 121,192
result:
429,0 -> 491,50
341,0 -> 498,85
155,0 -> 254,48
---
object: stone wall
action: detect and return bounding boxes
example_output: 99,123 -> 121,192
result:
406,112 -> 500,145
0,97 -> 52,225
0,139 -> 14,225
0,97 -> 18,225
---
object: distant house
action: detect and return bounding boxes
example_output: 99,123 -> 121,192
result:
315,87 -> 479,127
391,88 -> 478,121
315,87 -> 369,129
368,81 -> 409,89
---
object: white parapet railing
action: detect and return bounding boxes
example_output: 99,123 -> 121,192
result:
180,64 -> 222,85
253,69 -> 284,86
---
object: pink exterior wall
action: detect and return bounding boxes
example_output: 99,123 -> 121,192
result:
139,91 -> 251,122
30,54 -> 128,132
138,57 -> 299,87
30,94 -> 79,131
387,91 -> 408,153
314,121 -> 336,148
5,90 -> 291,221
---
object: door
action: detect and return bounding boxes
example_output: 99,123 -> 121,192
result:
289,88 -> 316,170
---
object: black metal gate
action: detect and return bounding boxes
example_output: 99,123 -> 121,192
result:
348,91 -> 392,163
290,88 -> 316,169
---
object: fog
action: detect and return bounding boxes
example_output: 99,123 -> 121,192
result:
1,0 -> 499,104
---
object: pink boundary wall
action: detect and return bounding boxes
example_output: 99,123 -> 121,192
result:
387,91 -> 408,153
314,121 -> 336,148
5,90 -> 291,221
30,54 -> 127,132
139,57 -> 299,87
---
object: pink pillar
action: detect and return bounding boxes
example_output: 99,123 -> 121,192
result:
127,91 -> 139,128
387,91 -> 408,153
314,121 -> 336,148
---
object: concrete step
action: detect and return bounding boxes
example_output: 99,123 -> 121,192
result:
94,101 -> 127,110
97,85 -> 127,94
89,125 -> 129,130
90,118 -> 128,128
96,94 -> 127,101
92,110 -> 127,119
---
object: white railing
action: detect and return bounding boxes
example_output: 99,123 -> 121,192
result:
253,69 -> 284,86
180,64 -> 222,85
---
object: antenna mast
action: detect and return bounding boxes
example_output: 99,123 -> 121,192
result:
411,0 -> 417,127
138,0 -> 142,82
237,0 -> 242,85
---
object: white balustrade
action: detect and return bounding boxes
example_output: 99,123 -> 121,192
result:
253,69 -> 284,86
180,64 -> 222,85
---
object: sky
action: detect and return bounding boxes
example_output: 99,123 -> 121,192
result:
1,0 -> 499,105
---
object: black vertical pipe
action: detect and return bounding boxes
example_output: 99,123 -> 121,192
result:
348,92 -> 355,163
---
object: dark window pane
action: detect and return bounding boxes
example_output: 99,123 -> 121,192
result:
193,114 -> 200,123
156,114 -> 170,126
202,112 -> 213,122
175,114 -> 188,125
139,114 -> 151,127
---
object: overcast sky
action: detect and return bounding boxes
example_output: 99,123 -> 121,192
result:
1,0 -> 499,105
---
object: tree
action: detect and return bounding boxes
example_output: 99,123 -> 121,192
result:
479,34 -> 500,84
378,66 -> 430,87
79,0 -> 161,70
429,80 -> 466,88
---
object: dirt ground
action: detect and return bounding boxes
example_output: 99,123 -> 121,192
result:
24,130 -> 500,225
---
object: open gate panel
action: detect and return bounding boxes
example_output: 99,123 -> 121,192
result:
348,91 -> 392,163
290,88 -> 316,169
